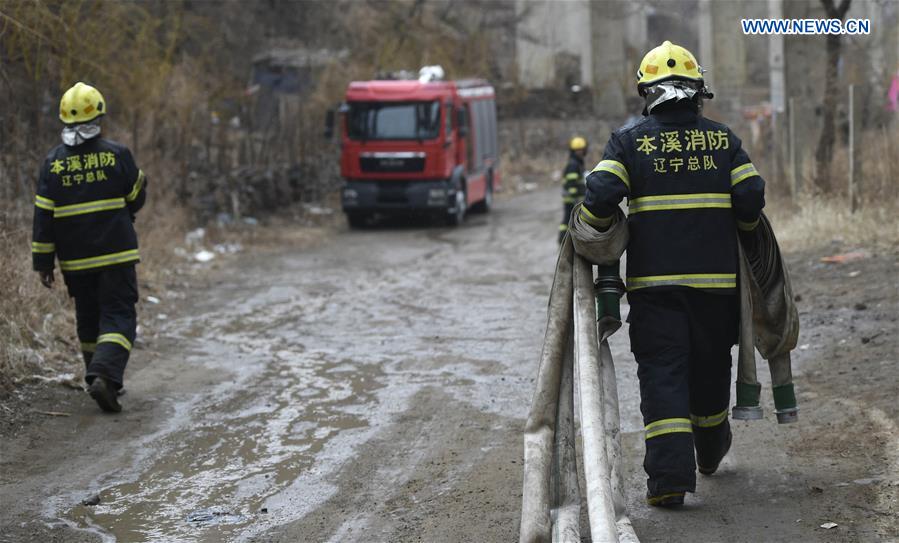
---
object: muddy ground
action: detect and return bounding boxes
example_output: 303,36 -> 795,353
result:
1,187 -> 896,543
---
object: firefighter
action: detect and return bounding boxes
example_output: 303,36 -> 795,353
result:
32,82 -> 147,413
579,41 -> 765,507
559,136 -> 588,243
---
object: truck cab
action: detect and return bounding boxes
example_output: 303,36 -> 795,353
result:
339,77 -> 499,227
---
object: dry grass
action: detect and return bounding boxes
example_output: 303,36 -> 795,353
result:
0,222 -> 75,393
767,123 -> 899,251
497,117 -> 613,195
133,198 -> 192,288
766,196 -> 899,252
498,149 -> 559,194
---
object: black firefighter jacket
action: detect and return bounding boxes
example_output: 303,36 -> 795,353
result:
580,103 -> 765,293
32,137 -> 146,274
561,152 -> 586,204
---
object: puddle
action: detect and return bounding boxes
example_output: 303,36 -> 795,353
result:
185,508 -> 247,526
61,338 -> 386,542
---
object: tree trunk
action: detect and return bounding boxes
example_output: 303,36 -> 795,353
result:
814,0 -> 851,193
814,33 -> 841,192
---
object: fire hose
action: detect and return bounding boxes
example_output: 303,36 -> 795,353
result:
733,213 -> 800,423
520,206 -> 635,543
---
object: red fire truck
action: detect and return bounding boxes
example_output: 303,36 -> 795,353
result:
337,77 -> 499,227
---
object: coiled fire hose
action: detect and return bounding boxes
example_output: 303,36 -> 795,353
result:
733,213 -> 800,424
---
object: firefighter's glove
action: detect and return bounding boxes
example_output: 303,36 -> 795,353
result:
38,270 -> 55,289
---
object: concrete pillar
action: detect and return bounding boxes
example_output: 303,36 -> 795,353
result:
515,0 -> 592,90
589,0 -> 627,117
623,1 -> 649,60
515,1 -> 556,88
710,0 -> 747,118
623,1 -> 649,99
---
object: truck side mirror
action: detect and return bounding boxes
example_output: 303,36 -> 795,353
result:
456,108 -> 468,137
324,109 -> 335,139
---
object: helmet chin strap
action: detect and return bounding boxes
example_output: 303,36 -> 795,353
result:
61,121 -> 101,146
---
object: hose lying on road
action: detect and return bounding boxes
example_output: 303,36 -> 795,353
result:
520,206 -> 800,542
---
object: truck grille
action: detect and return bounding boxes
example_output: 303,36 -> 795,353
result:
360,152 -> 425,173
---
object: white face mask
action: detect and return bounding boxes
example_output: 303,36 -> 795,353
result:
644,81 -> 701,114
61,122 -> 101,146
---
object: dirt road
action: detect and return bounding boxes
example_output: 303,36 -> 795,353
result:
1,188 -> 896,543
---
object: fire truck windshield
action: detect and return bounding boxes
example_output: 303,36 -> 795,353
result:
347,101 -> 441,141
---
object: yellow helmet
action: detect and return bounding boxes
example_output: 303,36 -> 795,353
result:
59,82 -> 106,124
569,136 -> 588,151
636,41 -> 703,95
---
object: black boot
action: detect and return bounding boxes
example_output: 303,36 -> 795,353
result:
695,421 -> 732,475
89,377 -> 122,413
646,491 -> 685,507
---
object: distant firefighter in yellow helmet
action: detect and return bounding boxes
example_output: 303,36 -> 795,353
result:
558,136 -> 588,243
32,82 -> 148,413
580,41 -> 766,507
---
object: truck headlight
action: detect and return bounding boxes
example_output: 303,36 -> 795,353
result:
344,189 -> 358,199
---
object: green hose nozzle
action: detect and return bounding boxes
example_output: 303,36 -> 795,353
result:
594,262 -> 625,322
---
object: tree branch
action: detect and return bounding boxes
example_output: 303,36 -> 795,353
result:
820,0 -> 851,19
837,0 -> 851,18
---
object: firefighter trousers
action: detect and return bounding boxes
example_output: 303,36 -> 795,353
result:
559,202 -> 575,243
64,265 -> 139,389
627,288 -> 739,496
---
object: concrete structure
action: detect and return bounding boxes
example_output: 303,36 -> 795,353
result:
514,0 -> 593,90
508,0 -> 896,136
589,0 -> 629,116
514,0 -> 642,117
248,46 -> 347,129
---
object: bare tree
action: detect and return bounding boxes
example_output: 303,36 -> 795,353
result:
814,0 -> 851,193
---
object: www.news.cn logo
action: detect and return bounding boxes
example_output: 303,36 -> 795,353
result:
742,18 -> 871,35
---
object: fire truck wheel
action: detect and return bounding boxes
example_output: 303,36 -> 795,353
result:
445,188 -> 466,227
